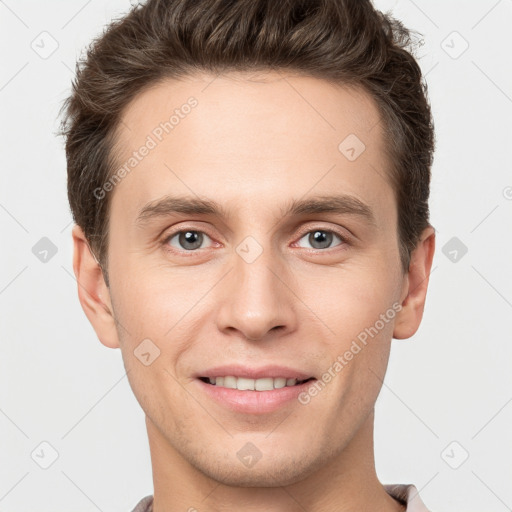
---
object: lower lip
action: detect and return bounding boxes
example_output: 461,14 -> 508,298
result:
195,378 -> 316,414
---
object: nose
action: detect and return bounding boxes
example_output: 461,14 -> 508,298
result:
215,242 -> 297,342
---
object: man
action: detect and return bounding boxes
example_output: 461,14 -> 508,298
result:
62,0 -> 436,510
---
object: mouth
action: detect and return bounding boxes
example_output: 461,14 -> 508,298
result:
193,364 -> 318,413
196,374 -> 318,414
198,376 -> 316,391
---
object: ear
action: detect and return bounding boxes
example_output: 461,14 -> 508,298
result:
72,224 -> 120,349
393,226 -> 436,340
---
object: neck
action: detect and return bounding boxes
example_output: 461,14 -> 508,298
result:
146,409 -> 405,512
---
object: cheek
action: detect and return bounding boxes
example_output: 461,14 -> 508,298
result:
298,261 -> 400,338
108,262 -> 207,396
109,260 -> 187,338
295,262 -> 400,401
109,270 -> 194,420
306,274 -> 397,411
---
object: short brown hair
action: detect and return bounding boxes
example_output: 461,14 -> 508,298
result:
61,0 -> 435,286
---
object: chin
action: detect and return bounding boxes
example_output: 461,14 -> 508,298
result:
201,464 -> 305,488
190,448 -> 324,488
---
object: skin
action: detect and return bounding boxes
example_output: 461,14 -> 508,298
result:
72,70 -> 435,512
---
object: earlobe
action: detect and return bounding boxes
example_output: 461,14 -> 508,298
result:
393,226 -> 436,340
72,225 -> 120,349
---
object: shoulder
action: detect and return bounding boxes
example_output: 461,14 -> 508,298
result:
130,495 -> 153,512
131,488 -> 432,512
384,484 -> 432,512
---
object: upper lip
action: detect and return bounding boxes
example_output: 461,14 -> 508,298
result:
195,364 -> 315,380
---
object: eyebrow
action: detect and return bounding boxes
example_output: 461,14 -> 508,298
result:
135,193 -> 376,227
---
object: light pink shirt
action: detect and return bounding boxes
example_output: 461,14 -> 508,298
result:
131,484 -> 431,511
384,484 -> 431,511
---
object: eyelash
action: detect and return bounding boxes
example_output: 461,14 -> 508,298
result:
161,225 -> 351,255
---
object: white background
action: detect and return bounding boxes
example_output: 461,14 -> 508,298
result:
1,0 -> 511,511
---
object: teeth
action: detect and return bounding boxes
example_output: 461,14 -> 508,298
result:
206,376 -> 309,390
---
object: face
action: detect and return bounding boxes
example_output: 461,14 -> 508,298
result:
80,71 -> 428,487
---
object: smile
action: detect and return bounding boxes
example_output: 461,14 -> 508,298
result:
199,376 -> 315,391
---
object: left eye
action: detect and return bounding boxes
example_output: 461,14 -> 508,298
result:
296,229 -> 344,250
166,230 -> 212,251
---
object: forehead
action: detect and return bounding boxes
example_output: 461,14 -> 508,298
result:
110,71 -> 394,227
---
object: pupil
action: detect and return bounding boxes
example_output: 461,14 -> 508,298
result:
180,231 -> 202,250
310,230 -> 332,249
